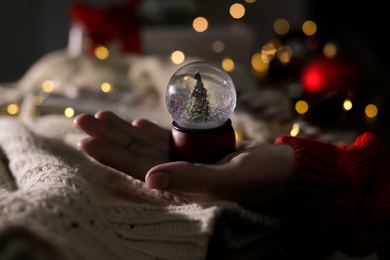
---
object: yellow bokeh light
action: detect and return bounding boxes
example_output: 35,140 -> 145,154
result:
95,46 -> 109,60
222,58 -> 235,72
64,107 -> 75,118
302,20 -> 317,36
7,104 -> 19,115
101,82 -> 112,93
193,17 -> 208,32
171,50 -> 185,64
235,130 -> 243,141
273,18 -> 290,35
343,99 -> 353,111
251,53 -> 269,73
323,42 -> 337,58
365,104 -> 378,118
245,0 -> 256,3
229,3 -> 245,19
42,80 -> 55,93
261,41 -> 277,63
295,100 -> 309,114
290,123 -> 300,136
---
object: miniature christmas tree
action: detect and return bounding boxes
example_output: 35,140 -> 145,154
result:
186,72 -> 211,123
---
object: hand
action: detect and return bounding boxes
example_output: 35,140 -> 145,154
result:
74,110 -> 295,209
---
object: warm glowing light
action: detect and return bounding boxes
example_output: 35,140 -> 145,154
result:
277,46 -> 293,64
229,3 -> 245,19
101,82 -> 112,93
343,99 -> 353,111
7,104 -> 19,115
261,42 -> 277,62
245,0 -> 256,3
95,46 -> 109,60
251,53 -> 269,73
323,42 -> 337,58
34,95 -> 43,105
222,58 -> 235,72
290,123 -> 300,136
365,104 -> 378,118
171,50 -> 185,64
193,17 -> 208,32
273,18 -> 290,35
295,100 -> 309,114
64,107 -> 75,118
42,80 -> 55,93
302,20 -> 317,36
235,130 -> 243,141
212,41 -> 225,53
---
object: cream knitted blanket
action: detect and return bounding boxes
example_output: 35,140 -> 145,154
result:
0,114 -> 283,260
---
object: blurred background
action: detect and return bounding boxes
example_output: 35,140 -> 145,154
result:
0,0 -> 389,154
0,1 -> 387,259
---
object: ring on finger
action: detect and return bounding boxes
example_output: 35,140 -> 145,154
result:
124,137 -> 135,150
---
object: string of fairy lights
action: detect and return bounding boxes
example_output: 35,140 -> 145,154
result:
0,0 -> 381,140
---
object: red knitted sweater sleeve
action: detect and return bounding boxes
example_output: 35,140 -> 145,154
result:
274,132 -> 390,257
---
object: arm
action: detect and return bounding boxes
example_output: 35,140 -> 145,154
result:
275,132 -> 390,257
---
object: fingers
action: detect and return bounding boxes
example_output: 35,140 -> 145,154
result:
74,112 -> 166,157
94,111 -> 169,152
145,162 -> 234,202
132,118 -> 169,139
78,137 -> 166,180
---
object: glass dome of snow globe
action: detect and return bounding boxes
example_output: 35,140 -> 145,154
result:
166,61 -> 237,130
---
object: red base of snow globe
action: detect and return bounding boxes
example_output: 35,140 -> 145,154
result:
169,119 -> 236,164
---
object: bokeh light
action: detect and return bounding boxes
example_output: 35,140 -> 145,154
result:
95,46 -> 109,60
277,46 -> 293,64
235,130 -> 243,141
251,53 -> 269,73
64,107 -> 75,118
323,42 -> 337,58
34,95 -> 43,105
290,123 -> 300,136
222,58 -> 235,72
295,100 -> 309,114
302,20 -> 317,36
365,104 -> 378,118
42,80 -> 55,93
273,18 -> 290,35
212,40 -> 225,53
101,82 -> 112,93
229,3 -> 245,19
170,50 -> 185,64
7,104 -> 19,115
193,17 -> 208,32
343,99 -> 353,111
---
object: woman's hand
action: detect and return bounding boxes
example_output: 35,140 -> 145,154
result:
74,110 -> 171,181
74,110 -> 295,208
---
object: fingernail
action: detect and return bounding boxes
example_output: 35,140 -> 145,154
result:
146,172 -> 170,189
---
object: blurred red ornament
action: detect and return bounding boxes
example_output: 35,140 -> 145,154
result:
299,55 -> 367,127
69,0 -> 142,55
301,55 -> 364,96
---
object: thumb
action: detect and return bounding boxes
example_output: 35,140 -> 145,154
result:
145,161 -> 229,198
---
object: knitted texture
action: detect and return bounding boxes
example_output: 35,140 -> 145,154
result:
0,116 -> 281,260
275,133 -> 390,257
